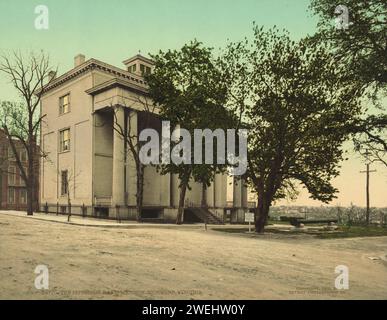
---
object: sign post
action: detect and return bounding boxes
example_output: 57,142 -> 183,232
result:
245,212 -> 255,232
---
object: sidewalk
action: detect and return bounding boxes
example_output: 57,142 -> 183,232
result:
0,210 -> 204,230
0,210 -> 277,232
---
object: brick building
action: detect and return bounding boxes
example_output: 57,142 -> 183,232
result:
0,129 -> 39,211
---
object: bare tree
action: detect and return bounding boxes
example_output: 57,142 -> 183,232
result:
58,168 -> 80,222
109,95 -> 158,221
0,51 -> 55,215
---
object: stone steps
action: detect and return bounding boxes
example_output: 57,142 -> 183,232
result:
186,207 -> 224,225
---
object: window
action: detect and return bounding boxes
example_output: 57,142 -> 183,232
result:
20,189 -> 27,204
59,128 -> 70,152
59,94 -> 70,114
140,64 -> 151,75
128,64 -> 136,73
8,166 -> 16,185
19,168 -> 26,186
61,170 -> 68,196
20,149 -> 27,162
7,147 -> 15,160
8,188 -> 15,204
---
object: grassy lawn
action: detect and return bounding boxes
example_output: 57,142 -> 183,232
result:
317,225 -> 387,239
213,225 -> 387,239
267,220 -> 291,225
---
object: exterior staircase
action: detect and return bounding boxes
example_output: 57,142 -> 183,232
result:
186,207 -> 224,225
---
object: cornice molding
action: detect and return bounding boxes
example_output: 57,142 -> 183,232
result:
85,77 -> 149,96
41,58 -> 148,95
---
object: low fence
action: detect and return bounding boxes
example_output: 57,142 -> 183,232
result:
39,202 -> 162,222
40,202 -> 114,220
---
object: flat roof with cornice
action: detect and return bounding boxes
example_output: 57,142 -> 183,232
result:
41,58 -> 148,96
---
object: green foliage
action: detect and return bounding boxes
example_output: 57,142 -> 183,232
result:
310,0 -> 386,91
0,101 -> 27,137
221,25 -> 364,218
310,0 -> 387,166
317,225 -> 387,239
213,225 -> 387,239
350,114 -> 387,166
146,40 -> 236,189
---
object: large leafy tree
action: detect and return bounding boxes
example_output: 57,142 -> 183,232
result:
146,41 -> 235,224
310,0 -> 387,166
221,26 -> 364,232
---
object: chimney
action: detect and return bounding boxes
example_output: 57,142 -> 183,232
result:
47,71 -> 56,82
74,54 -> 85,67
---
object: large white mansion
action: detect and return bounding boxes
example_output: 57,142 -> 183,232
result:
39,54 -> 250,223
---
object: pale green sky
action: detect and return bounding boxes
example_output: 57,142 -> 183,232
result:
0,0 -> 385,207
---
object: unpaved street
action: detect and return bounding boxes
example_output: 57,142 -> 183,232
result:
0,213 -> 386,299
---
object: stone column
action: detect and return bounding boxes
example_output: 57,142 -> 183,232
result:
233,176 -> 242,208
126,110 -> 138,207
241,178 -> 248,208
112,106 -> 125,207
214,173 -> 223,208
220,172 -> 228,207
206,181 -> 214,207
160,172 -> 171,207
232,176 -> 244,223
170,174 -> 180,207
170,124 -> 180,208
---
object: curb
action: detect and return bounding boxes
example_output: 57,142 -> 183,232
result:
0,211 -> 205,230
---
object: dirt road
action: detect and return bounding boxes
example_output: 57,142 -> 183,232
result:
0,213 -> 386,299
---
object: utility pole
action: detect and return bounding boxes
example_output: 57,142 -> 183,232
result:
360,151 -> 376,225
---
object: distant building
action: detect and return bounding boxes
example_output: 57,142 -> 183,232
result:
0,130 -> 39,211
39,54 -> 249,223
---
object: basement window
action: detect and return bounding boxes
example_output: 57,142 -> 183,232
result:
61,170 -> 68,196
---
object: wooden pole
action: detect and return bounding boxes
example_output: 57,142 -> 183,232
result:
360,157 -> 376,225
366,163 -> 370,224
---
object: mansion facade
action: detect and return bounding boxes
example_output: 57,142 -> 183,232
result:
39,54 -> 249,223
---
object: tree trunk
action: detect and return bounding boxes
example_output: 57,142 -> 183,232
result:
255,193 -> 270,233
136,165 -> 144,221
67,198 -> 71,222
27,163 -> 34,216
201,183 -> 207,207
27,184 -> 34,216
176,183 -> 187,224
26,138 -> 35,216
255,206 -> 269,233
67,176 -> 72,222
